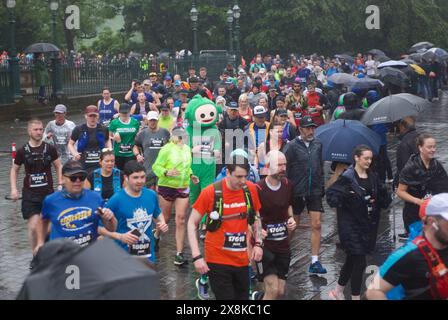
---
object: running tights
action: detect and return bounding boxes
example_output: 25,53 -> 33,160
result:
338,254 -> 366,296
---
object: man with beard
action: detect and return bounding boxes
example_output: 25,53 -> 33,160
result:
284,116 -> 327,274
252,151 -> 297,300
367,193 -> 448,300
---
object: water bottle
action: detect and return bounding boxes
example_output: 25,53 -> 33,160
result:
206,211 -> 222,232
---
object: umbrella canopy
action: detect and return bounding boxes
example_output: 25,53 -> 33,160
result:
350,77 -> 384,90
423,47 -> 448,62
335,54 -> 354,64
17,238 -> 160,300
378,60 -> 408,69
316,119 -> 381,163
368,49 -> 386,56
24,43 -> 60,54
328,73 -> 357,85
377,55 -> 391,63
409,42 -> 434,53
400,58 -> 417,65
408,53 -> 423,62
379,67 -> 409,87
409,64 -> 426,76
361,93 -> 431,126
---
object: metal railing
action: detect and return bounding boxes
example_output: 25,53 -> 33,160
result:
0,66 -> 14,105
24,55 -> 231,99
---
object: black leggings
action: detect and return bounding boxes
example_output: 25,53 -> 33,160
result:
338,254 -> 366,296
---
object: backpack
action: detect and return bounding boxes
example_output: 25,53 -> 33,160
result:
205,180 -> 256,232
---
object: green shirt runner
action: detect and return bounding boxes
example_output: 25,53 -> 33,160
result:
109,117 -> 140,158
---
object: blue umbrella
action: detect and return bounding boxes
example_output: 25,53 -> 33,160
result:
316,119 -> 381,163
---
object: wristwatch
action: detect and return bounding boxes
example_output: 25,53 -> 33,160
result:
192,254 -> 203,263
254,242 -> 264,248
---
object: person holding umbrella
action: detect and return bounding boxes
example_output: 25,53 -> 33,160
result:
34,53 -> 49,104
396,134 -> 448,240
326,145 -> 391,300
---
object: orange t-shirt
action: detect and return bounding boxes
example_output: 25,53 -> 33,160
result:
193,179 -> 262,267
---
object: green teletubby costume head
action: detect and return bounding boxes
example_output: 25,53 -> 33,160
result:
185,95 -> 222,133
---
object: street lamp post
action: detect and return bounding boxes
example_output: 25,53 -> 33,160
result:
233,2 -> 241,66
6,0 -> 22,100
189,1 -> 199,62
49,0 -> 63,98
227,8 -> 234,61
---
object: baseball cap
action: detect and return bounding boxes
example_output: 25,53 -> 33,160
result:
149,72 -> 158,77
253,105 -> 267,118
172,125 -> 187,138
53,104 -> 67,114
143,79 -> 151,85
179,89 -> 189,95
84,105 -> 99,115
62,160 -> 87,177
119,103 -> 131,114
228,102 -> 238,110
300,116 -> 317,128
146,111 -> 159,121
225,78 -> 234,85
420,193 -> 448,221
189,76 -> 199,83
164,75 -> 172,81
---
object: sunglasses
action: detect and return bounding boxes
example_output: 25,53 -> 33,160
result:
102,148 -> 113,153
66,174 -> 87,182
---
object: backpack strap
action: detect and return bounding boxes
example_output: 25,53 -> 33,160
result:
93,168 -> 102,193
213,181 -> 223,216
112,168 -> 122,193
413,236 -> 448,299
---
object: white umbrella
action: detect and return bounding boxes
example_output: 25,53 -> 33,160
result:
377,60 -> 408,69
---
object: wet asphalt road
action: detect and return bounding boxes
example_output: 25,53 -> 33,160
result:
1,92 -> 448,300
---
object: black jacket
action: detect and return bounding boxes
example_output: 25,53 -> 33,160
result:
396,129 -> 419,175
284,137 -> 324,197
326,166 -> 391,254
399,154 -> 448,198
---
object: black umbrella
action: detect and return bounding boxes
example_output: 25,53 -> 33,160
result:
361,93 -> 431,125
409,53 -> 423,62
377,55 -> 391,63
335,54 -> 354,64
24,42 -> 60,54
17,238 -> 160,300
350,77 -> 384,90
328,73 -> 357,85
409,41 -> 434,53
368,49 -> 386,56
379,67 -> 409,87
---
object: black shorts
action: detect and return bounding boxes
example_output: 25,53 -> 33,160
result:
115,156 -> 136,171
292,195 -> 323,215
208,263 -> 249,300
260,249 -> 291,281
21,192 -> 48,220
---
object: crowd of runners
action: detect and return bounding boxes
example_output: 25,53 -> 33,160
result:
9,50 -> 448,300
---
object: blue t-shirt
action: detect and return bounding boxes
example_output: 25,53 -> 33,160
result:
42,190 -> 104,247
106,188 -> 161,262
130,92 -> 154,105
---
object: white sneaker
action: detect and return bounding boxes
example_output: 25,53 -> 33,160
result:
328,289 -> 345,300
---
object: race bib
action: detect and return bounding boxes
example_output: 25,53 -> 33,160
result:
85,150 -> 100,163
119,144 -> 132,153
29,173 -> 48,188
55,135 -> 69,146
72,232 -> 94,247
266,222 -> 288,241
149,138 -> 163,150
223,232 -> 247,252
129,241 -> 151,256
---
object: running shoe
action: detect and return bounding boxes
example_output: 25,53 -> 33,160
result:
195,278 -> 210,300
309,261 -> 328,274
174,253 -> 188,266
328,289 -> 345,300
